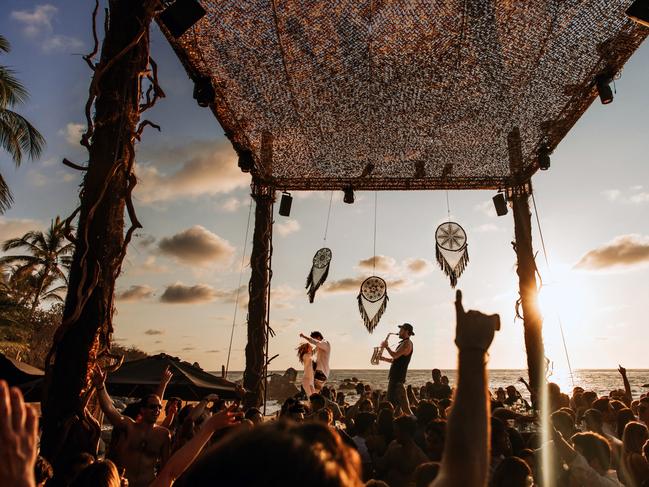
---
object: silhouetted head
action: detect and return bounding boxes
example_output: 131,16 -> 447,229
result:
310,331 -> 324,341
572,432 -> 611,474
623,421 -> 649,454
432,369 -> 442,383
183,421 -> 363,487
69,460 -> 120,487
394,415 -> 417,445
310,393 -> 326,411
34,456 -> 53,487
490,456 -> 531,487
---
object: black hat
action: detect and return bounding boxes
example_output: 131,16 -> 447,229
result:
398,323 -> 415,336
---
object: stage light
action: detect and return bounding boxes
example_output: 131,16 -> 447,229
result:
343,186 -> 355,204
193,76 -> 215,107
538,146 -> 551,171
493,193 -> 508,217
159,0 -> 207,38
596,75 -> 613,105
627,0 -> 649,27
279,192 -> 293,217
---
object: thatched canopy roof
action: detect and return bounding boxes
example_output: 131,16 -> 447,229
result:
162,1 -> 647,190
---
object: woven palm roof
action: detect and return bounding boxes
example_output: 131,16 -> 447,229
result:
163,1 -> 647,190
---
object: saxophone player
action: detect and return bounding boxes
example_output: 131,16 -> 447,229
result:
379,323 -> 414,407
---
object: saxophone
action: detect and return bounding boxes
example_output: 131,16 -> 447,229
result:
371,332 -> 397,365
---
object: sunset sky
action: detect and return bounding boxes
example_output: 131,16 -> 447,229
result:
1,2 -> 648,376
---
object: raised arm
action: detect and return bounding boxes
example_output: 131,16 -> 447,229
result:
432,290 -> 500,487
151,407 -> 241,487
618,365 -> 633,407
91,366 -> 130,428
156,366 -> 173,402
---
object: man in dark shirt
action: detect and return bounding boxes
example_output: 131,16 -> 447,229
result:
379,323 -> 414,409
427,369 -> 452,401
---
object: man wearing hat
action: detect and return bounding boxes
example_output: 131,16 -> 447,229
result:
379,323 -> 414,407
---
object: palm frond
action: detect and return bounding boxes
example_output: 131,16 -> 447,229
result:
0,35 -> 10,53
0,66 -> 29,108
0,173 -> 12,213
0,108 -> 45,164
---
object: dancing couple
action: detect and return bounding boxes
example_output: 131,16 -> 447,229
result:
297,331 -> 331,396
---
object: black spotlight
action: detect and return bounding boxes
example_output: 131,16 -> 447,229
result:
596,75 -> 614,105
343,185 -> 355,204
493,193 -> 508,217
193,76 -> 215,107
159,0 -> 207,38
279,191 -> 293,217
238,149 -> 254,173
538,145 -> 551,171
627,0 -> 649,27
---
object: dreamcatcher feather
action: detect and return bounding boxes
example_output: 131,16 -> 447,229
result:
357,276 -> 389,333
306,248 -> 332,303
435,222 -> 469,288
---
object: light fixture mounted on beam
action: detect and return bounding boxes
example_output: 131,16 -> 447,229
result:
343,185 -> 355,204
596,75 -> 614,105
279,191 -> 293,217
158,0 -> 207,38
626,0 -> 649,27
193,76 -> 215,108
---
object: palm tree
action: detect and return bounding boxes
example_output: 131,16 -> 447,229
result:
0,34 -> 45,212
0,216 -> 74,315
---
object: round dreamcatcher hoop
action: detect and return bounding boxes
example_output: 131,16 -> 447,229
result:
358,276 -> 389,333
435,222 -> 469,288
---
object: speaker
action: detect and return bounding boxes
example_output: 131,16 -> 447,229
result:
279,192 -> 292,217
493,193 -> 508,216
159,0 -> 207,38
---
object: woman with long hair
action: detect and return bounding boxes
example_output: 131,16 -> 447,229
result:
297,342 -> 316,396
620,421 -> 649,487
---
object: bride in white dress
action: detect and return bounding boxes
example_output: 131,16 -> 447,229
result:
297,342 -> 316,396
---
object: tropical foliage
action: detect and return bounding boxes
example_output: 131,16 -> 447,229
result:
0,216 -> 73,315
0,34 -> 45,212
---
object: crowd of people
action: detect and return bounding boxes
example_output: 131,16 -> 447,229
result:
3,291 -> 649,487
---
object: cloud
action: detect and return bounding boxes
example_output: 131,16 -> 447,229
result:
0,217 -> 42,241
11,5 -> 57,37
160,283 -> 216,304
574,234 -> 649,271
271,285 -> 300,309
206,349 -> 220,353
182,346 -> 195,351
59,123 -> 85,146
602,189 -> 621,202
135,140 -> 250,203
129,256 -> 168,275
158,226 -> 235,266
473,223 -> 500,233
630,193 -> 649,204
42,35 -> 83,53
136,234 -> 156,248
144,329 -> 165,336
219,197 -> 243,212
275,219 -> 300,237
116,285 -> 154,302
323,277 -> 408,294
357,255 -> 397,273
474,200 -> 497,218
404,258 -> 433,275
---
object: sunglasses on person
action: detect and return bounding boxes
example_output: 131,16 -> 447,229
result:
146,403 -> 162,411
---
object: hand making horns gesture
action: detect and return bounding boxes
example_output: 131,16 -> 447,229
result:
454,290 -> 501,352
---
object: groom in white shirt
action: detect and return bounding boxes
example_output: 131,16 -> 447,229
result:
300,331 -> 331,390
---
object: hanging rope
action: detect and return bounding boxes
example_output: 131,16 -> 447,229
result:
323,191 -> 333,242
531,192 -> 575,388
224,197 -> 254,378
445,190 -> 451,221
373,192 -> 378,272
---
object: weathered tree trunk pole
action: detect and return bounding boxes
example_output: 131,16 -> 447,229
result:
243,181 -> 275,408
41,0 -> 154,471
511,183 -> 545,408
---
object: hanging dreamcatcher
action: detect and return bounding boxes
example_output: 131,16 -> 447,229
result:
435,221 -> 469,288
357,193 -> 389,333
357,275 -> 389,333
306,247 -> 332,303
305,192 -> 334,303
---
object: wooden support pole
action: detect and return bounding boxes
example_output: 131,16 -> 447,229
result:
511,183 -> 545,408
243,181 -> 275,408
40,0 -> 155,473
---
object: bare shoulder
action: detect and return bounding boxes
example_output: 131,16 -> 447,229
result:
153,424 -> 172,440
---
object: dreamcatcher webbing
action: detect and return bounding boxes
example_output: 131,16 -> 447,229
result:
435,191 -> 469,288
357,193 -> 389,332
305,192 -> 334,302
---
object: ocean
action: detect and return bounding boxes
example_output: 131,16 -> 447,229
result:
225,368 -> 649,414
